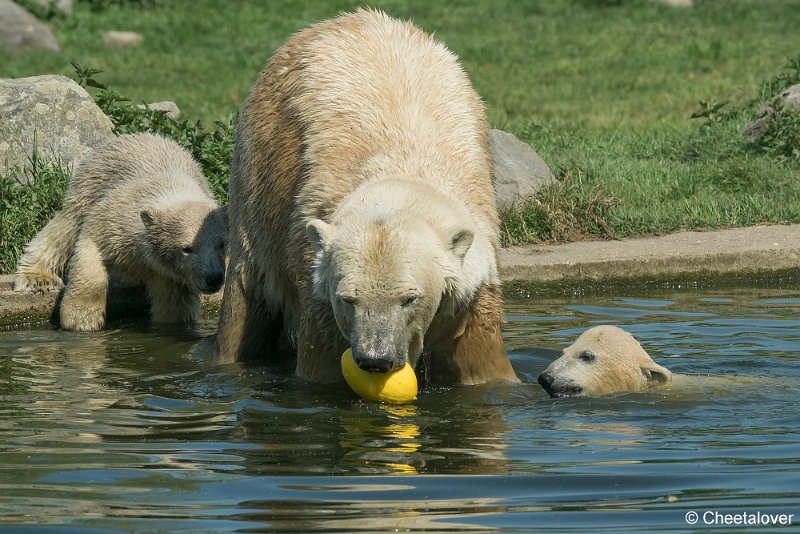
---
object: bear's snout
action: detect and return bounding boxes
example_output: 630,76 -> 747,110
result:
349,307 -> 408,373
351,341 -> 406,374
538,371 -> 583,398
354,354 -> 398,373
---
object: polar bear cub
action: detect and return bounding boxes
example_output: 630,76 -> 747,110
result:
538,325 -> 672,397
14,133 -> 226,332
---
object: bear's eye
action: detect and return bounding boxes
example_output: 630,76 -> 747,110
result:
579,351 -> 596,364
216,241 -> 225,251
338,295 -> 357,306
401,294 -> 418,307
182,246 -> 194,255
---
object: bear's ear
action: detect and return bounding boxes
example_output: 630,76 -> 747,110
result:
141,210 -> 157,228
306,219 -> 334,254
641,362 -> 672,386
214,205 -> 229,233
449,228 -> 474,261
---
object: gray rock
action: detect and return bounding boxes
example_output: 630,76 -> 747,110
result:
0,0 -> 59,52
0,75 -> 114,181
743,84 -> 800,141
137,100 -> 181,119
490,129 -> 554,208
652,0 -> 693,6
103,30 -> 144,48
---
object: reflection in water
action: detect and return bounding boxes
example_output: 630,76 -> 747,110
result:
235,481 -> 511,532
339,405 -> 422,474
1,289 -> 800,531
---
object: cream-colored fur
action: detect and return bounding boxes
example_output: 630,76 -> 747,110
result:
538,325 -> 672,397
14,133 -> 226,332
215,9 -> 517,385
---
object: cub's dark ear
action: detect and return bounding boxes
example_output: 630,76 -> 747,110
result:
140,210 -> 157,228
306,219 -> 334,254
449,228 -> 474,261
641,362 -> 672,385
215,205 -> 229,233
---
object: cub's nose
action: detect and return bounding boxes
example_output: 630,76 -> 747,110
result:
538,371 -> 583,398
205,272 -> 224,289
538,371 -> 555,393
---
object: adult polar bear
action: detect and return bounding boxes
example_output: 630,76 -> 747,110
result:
216,9 -> 518,385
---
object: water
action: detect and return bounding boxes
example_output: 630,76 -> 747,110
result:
1,288 -> 799,532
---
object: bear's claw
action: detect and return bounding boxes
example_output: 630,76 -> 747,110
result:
13,272 -> 64,293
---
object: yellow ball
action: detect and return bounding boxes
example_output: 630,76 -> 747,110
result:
340,348 -> 418,404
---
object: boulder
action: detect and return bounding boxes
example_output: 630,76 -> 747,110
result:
103,30 -> 144,48
0,0 -> 59,52
490,129 -> 554,208
652,0 -> 693,6
137,100 -> 181,119
743,84 -> 800,141
0,75 -> 114,181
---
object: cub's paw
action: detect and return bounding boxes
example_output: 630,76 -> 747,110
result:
60,295 -> 106,332
13,271 -> 64,292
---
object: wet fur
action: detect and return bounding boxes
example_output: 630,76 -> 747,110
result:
14,133 -> 226,331
215,9 -> 517,384
538,325 -> 672,397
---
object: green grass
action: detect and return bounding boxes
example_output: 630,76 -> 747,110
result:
73,64 -> 233,201
0,156 -> 71,274
2,0 -> 800,271
3,0 -> 798,127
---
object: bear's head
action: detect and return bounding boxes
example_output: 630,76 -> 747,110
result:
140,202 -> 227,293
538,325 -> 672,397
306,180 -> 486,374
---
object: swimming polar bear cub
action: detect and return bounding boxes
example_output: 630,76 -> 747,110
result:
538,325 -> 672,397
13,133 -> 227,332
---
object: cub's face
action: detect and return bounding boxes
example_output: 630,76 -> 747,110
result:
307,217 -> 473,373
538,325 -> 672,397
141,203 -> 227,293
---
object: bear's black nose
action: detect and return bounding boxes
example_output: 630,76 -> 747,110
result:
538,372 -> 583,398
538,372 -> 554,393
205,272 -> 224,289
355,356 -> 395,373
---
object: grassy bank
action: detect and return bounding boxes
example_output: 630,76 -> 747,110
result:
2,0 -> 800,273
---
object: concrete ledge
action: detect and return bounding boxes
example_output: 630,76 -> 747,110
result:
0,280 -> 60,327
0,276 -> 221,328
3,224 -> 800,328
498,224 -> 800,293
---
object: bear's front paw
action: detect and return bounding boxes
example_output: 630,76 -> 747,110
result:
60,295 -> 106,332
13,272 -> 64,292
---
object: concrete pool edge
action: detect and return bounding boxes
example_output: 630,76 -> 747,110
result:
499,224 -> 800,296
2,223 -> 799,327
0,278 -> 222,329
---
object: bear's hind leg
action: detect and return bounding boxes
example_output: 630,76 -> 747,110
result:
60,236 -> 108,332
14,210 -> 80,292
14,265 -> 64,293
146,278 -> 201,325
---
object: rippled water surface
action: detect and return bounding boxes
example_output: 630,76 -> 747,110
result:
2,288 -> 799,532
